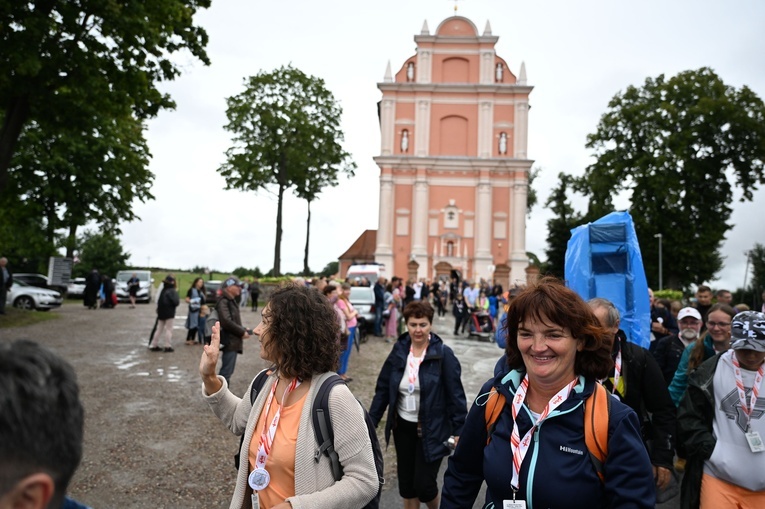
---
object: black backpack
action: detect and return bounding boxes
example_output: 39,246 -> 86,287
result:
236,371 -> 384,508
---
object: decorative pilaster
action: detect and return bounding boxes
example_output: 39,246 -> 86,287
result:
514,101 -> 528,159
477,101 -> 493,158
474,181 -> 494,280
509,178 -> 528,281
375,176 -> 395,261
414,100 -> 431,156
416,49 -> 432,84
479,50 -> 494,84
380,99 -> 396,156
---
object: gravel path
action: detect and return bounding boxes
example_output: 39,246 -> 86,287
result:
3,302 -> 407,508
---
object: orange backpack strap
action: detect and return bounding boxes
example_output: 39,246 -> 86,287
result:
584,382 -> 611,484
484,388 -> 506,445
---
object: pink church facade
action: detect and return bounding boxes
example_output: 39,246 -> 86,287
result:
374,16 -> 533,288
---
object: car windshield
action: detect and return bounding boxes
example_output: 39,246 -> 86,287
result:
116,272 -> 150,282
350,287 -> 374,301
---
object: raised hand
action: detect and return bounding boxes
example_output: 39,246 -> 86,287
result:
199,321 -> 223,394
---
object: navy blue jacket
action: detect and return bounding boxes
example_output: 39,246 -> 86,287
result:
369,332 -> 467,463
442,370 -> 656,509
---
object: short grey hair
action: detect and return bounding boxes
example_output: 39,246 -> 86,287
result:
588,298 -> 621,329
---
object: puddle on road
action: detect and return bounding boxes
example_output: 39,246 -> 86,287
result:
114,350 -> 143,370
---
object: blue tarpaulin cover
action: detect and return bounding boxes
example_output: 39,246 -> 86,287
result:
565,211 -> 651,349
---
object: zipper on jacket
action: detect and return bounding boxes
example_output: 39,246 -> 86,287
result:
525,401 -> 585,507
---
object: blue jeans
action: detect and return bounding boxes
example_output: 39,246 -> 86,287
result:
219,350 -> 238,384
338,326 -> 355,375
374,305 -> 384,336
197,315 -> 206,343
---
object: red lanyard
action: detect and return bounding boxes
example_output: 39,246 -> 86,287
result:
730,350 -> 764,432
254,377 -> 300,469
510,375 -> 577,491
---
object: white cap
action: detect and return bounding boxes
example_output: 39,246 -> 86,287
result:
678,307 -> 702,322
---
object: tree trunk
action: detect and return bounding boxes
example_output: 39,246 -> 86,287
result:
273,183 -> 285,276
303,199 -> 312,276
66,223 -> 79,259
0,96 -> 31,194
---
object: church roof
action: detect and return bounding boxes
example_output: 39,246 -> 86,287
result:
339,229 -> 377,262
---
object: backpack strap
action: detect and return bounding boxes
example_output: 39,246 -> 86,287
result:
312,374 -> 345,482
249,367 -> 274,404
483,388 -> 506,445
584,382 -> 611,484
234,368 -> 273,470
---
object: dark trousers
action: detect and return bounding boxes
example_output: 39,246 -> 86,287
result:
393,418 -> 442,502
0,288 -> 6,313
219,350 -> 238,384
374,304 -> 384,336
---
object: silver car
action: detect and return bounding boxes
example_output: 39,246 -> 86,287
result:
7,280 -> 63,311
114,270 -> 153,303
349,286 -> 376,339
67,277 -> 86,297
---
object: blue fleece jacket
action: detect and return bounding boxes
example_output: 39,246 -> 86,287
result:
441,370 -> 655,509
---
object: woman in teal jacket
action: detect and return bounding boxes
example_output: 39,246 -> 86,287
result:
668,304 -> 736,405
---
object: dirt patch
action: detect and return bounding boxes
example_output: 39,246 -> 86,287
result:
3,302 -> 398,508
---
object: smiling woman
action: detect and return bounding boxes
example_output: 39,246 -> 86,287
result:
441,277 -> 656,509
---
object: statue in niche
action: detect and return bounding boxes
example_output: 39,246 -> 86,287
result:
406,62 -> 415,82
446,241 -> 454,257
400,129 -> 409,153
495,63 -> 504,82
498,132 -> 507,155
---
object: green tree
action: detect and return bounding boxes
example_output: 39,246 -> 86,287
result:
580,68 -> 765,289
527,166 -> 540,215
320,261 -> 339,279
75,230 -> 129,278
8,108 -> 153,256
0,0 -> 211,194
295,160 -> 355,276
749,243 -> 765,294
219,65 -> 354,276
545,173 -> 584,278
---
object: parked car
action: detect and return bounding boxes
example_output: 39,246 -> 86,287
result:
205,280 -> 222,304
7,280 -> 63,311
13,273 -> 49,288
114,270 -> 153,303
67,277 -> 86,298
349,286 -> 376,340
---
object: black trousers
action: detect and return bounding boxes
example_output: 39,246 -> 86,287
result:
392,417 -> 442,502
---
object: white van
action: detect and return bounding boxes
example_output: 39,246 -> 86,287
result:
345,264 -> 385,285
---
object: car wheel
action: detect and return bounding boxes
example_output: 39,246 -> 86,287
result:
14,296 -> 35,310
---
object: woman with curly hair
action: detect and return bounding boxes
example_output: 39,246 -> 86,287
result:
199,284 -> 378,509
442,277 -> 655,508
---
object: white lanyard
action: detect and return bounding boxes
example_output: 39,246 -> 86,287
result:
612,348 -> 622,395
407,347 -> 426,394
510,375 -> 577,491
730,350 -> 765,432
255,377 -> 301,469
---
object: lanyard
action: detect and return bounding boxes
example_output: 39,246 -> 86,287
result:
730,350 -> 765,432
510,375 -> 577,491
407,347 -> 427,394
254,377 -> 301,469
612,348 -> 622,396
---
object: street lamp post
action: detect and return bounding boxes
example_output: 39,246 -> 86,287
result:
654,233 -> 663,291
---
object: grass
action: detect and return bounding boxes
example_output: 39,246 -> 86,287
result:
0,307 -> 61,329
151,271 -> 232,292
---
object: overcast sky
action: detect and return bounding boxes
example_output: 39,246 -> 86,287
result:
119,0 -> 765,292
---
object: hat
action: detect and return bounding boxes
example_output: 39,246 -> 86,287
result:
677,307 -> 702,322
731,311 -> 765,352
221,276 -> 241,289
163,275 -> 175,284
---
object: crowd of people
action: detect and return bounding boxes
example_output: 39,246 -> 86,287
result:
4,266 -> 765,509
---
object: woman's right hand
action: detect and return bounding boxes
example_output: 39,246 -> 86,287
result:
199,321 -> 223,394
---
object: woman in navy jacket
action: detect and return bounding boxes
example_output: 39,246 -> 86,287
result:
369,300 -> 467,509
442,277 -> 655,508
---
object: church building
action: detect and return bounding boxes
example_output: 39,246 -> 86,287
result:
342,16 -> 533,288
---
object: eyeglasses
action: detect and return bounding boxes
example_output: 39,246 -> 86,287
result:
707,321 -> 731,328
